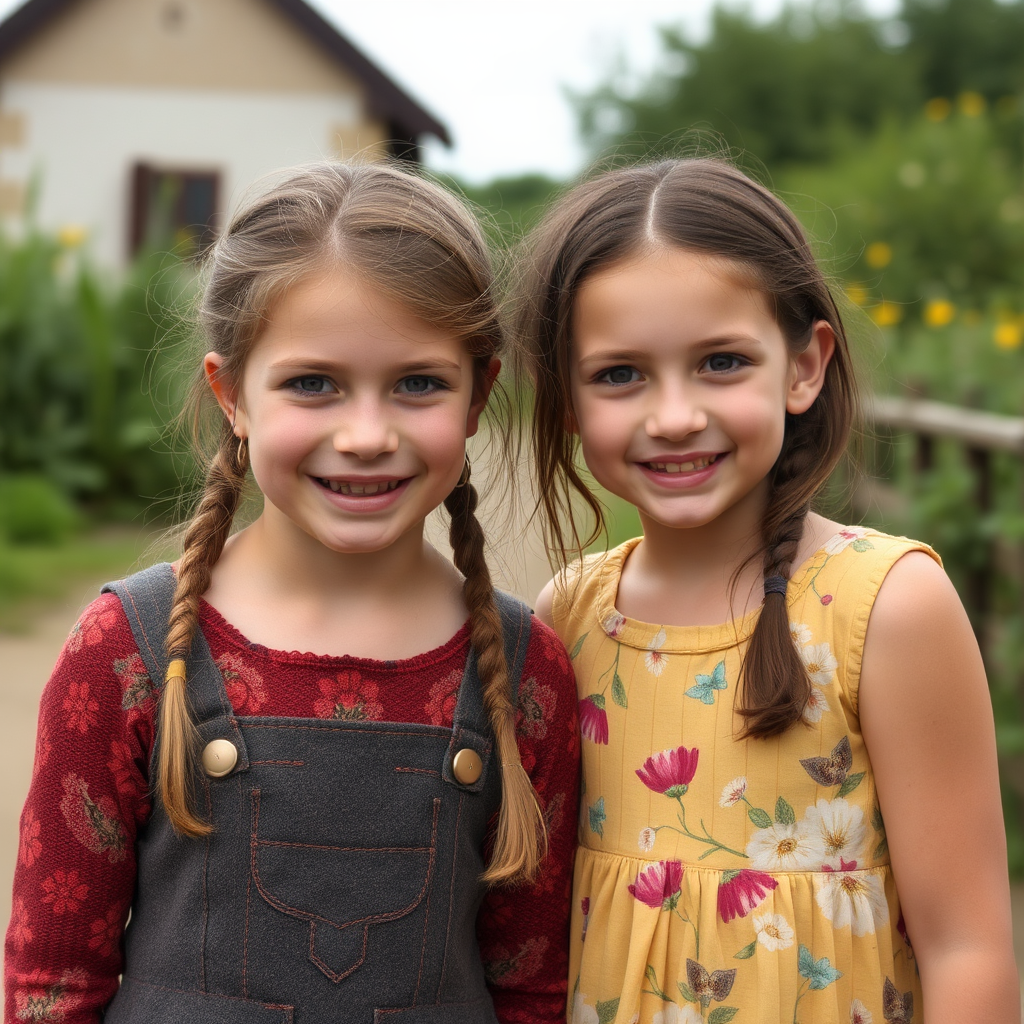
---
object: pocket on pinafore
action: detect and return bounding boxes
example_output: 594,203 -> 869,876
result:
103,975 -> 294,1023
249,788 -> 440,983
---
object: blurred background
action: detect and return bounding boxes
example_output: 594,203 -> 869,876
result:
0,0 -> 1023,961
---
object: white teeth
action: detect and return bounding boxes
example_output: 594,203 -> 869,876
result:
321,479 -> 400,495
649,455 -> 718,473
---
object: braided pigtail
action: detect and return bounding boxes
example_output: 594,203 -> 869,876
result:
737,414 -> 823,738
444,468 -> 547,885
159,429 -> 248,835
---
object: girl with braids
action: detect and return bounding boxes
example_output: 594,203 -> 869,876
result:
6,162 -> 579,1023
514,158 -> 1016,1024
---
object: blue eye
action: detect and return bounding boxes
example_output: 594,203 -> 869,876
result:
597,366 -> 641,386
704,353 -> 744,373
398,376 -> 446,395
289,376 -> 333,394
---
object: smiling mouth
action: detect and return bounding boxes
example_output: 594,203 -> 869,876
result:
315,478 -> 405,496
645,454 -> 722,473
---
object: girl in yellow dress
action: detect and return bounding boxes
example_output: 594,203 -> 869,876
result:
513,159 -> 1018,1024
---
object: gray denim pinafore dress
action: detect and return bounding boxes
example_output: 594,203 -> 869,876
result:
100,564 -> 531,1024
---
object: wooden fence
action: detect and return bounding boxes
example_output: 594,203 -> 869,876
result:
862,394 -> 1024,675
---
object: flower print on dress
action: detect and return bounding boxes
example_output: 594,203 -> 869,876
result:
881,977 -> 914,1023
802,684 -> 831,724
637,745 -> 699,797
850,999 -> 874,1024
9,897 -> 33,952
746,817 -> 825,871
717,868 -> 777,922
804,798 -> 867,867
638,826 -> 656,852
64,603 -> 120,656
41,868 -> 89,914
580,896 -> 590,941
216,652 -> 268,714
719,776 -> 748,808
516,674 -> 557,740
114,653 -> 156,718
63,680 -> 100,734
19,807 -> 42,867
823,527 -> 874,555
315,669 -> 384,722
753,911 -> 794,951
422,667 -> 460,725
681,959 -> 737,1015
800,642 -> 838,687
579,695 -> 609,744
645,627 -> 668,675
790,622 -> 812,645
815,859 -> 889,936
107,739 -> 145,803
602,610 -> 626,638
794,945 -> 842,1022
88,904 -> 125,959
800,735 -> 866,797
653,1005 -> 703,1024
14,968 -> 88,1023
59,772 -> 128,863
628,860 -> 683,910
570,993 -> 599,1024
685,660 -> 727,705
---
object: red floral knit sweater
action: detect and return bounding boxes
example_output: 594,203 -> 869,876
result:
5,592 -> 580,1023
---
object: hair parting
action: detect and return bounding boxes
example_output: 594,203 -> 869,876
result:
159,161 -> 545,881
513,157 -> 858,738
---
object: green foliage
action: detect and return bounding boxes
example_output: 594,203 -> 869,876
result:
0,474 -> 79,543
0,227 -> 196,519
442,173 -> 564,246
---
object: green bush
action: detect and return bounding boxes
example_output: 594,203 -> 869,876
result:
0,473 -> 79,543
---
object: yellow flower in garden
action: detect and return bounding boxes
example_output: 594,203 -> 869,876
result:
958,91 -> 986,117
845,284 -> 869,306
58,225 -> 86,248
870,302 -> 902,327
994,321 -> 1022,350
924,299 -> 955,327
864,242 -> 892,269
925,97 -> 952,122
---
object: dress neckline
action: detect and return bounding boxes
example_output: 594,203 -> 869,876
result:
593,529 -> 868,655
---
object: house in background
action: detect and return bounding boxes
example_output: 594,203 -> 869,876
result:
0,0 -> 449,266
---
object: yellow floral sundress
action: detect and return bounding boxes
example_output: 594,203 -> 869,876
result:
552,528 -> 938,1024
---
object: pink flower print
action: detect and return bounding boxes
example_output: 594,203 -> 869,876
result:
59,773 -> 128,863
65,605 -> 120,655
482,936 -> 549,987
719,776 -> 748,808
9,897 -> 33,951
63,680 -> 100,733
424,668 -> 462,726
114,653 -> 156,718
849,999 -> 872,1024
820,593 -> 833,606
19,807 -> 42,867
315,670 -> 384,721
717,868 -> 778,922
628,859 -> 683,911
636,745 -> 699,797
41,868 -> 89,914
580,896 -> 591,941
107,739 -> 140,800
578,695 -> 608,744
216,653 -> 268,714
536,626 -> 571,673
644,627 -> 668,675
34,720 -> 52,771
602,611 -> 626,638
516,675 -> 556,740
14,968 -> 87,1021
88,905 -> 124,959
823,527 -> 871,555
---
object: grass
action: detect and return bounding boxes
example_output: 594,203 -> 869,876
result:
0,525 -> 174,632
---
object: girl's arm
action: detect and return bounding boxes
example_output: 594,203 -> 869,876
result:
860,551 -> 1019,1024
479,618 -> 580,1024
4,594 -> 153,1024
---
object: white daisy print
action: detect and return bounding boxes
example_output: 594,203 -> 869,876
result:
815,866 -> 889,935
790,622 -> 812,645
719,776 -> 748,808
850,999 -> 873,1024
800,642 -> 838,687
638,826 -> 656,852
804,798 -> 867,867
823,526 -> 870,555
753,912 -> 794,951
653,1005 -> 703,1024
571,994 -> 599,1024
746,818 -> 826,871
645,627 -> 668,676
802,685 -> 831,724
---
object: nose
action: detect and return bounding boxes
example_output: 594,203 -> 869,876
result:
333,397 -> 399,460
645,381 -> 708,441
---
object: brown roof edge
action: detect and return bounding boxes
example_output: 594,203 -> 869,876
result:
0,0 -> 452,147
268,0 -> 451,147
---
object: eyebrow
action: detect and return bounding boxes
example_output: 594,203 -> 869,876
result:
267,357 -> 465,374
577,335 -> 764,364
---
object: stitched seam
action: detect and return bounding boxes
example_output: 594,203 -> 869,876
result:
255,839 -> 432,853
200,779 -> 212,990
310,919 -> 369,984
245,724 -> 442,737
395,767 -> 439,776
119,974 -> 291,1012
249,760 -> 305,767
250,790 -> 439,928
243,849 -> 253,997
438,790 -> 464,1000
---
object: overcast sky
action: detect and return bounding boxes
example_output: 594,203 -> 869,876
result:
0,0 -> 901,183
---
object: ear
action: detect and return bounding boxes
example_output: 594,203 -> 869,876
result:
786,321 -> 835,415
203,352 -> 247,436
466,357 -> 501,438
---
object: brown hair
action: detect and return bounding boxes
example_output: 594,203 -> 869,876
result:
163,161 -> 545,883
513,158 -> 857,738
